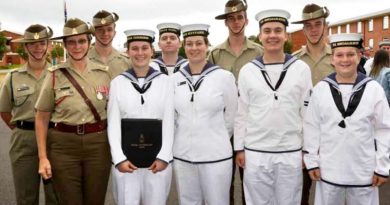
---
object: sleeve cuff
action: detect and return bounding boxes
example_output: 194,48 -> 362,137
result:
114,159 -> 128,168
374,171 -> 389,178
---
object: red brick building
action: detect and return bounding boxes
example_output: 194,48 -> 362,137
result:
290,8 -> 390,57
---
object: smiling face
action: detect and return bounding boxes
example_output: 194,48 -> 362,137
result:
24,40 -> 48,61
64,34 -> 90,61
303,17 -> 326,45
127,41 -> 153,69
158,32 -> 181,54
184,36 -> 208,64
331,46 -> 361,79
94,23 -> 116,46
259,22 -> 288,53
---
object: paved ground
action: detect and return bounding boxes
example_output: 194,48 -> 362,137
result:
0,118 -> 389,205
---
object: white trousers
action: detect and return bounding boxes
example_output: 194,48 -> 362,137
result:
112,164 -> 172,205
314,181 -> 379,205
244,150 -> 303,205
174,159 -> 232,205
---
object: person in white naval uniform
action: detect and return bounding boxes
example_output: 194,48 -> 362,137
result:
303,33 -> 390,205
364,39 -> 390,75
150,23 -> 188,75
107,29 -> 174,205
234,9 -> 313,205
172,24 -> 238,205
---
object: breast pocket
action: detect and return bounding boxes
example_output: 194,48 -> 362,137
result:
14,85 -> 35,106
54,86 -> 75,106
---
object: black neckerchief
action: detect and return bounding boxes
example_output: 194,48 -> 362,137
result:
121,67 -> 162,104
323,72 -> 372,128
154,56 -> 188,75
250,54 -> 298,100
179,61 -> 219,102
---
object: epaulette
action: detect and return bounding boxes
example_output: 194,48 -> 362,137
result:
120,52 -> 129,59
292,48 -> 303,57
48,65 -> 62,72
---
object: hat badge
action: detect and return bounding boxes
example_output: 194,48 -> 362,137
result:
33,33 -> 40,40
101,19 -> 106,25
231,6 -> 237,12
72,28 -> 78,35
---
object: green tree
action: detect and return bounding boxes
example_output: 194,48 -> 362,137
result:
178,46 -> 186,58
51,44 -> 64,59
0,32 -> 8,60
16,45 -> 28,60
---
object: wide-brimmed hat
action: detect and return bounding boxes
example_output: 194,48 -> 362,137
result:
215,0 -> 247,20
12,24 -> 53,43
51,18 -> 94,40
292,4 -> 329,24
92,10 -> 119,28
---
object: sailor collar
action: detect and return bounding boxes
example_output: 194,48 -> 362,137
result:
121,67 -> 162,84
179,61 -> 220,84
323,72 -> 372,92
251,54 -> 297,71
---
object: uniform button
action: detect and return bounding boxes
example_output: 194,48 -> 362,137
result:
81,86 -> 85,89
82,118 -> 85,122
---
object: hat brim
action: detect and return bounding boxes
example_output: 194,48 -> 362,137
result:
51,31 -> 93,40
12,38 -> 51,43
215,13 -> 229,20
291,12 -> 329,24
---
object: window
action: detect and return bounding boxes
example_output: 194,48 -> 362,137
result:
329,28 -> 332,35
369,19 -> 374,32
357,21 -> 362,33
338,26 -> 341,34
384,16 -> 389,29
369,39 -> 374,48
346,24 -> 350,33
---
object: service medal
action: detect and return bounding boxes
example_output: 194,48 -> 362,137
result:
97,92 -> 103,100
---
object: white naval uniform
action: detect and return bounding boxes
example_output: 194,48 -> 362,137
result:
107,68 -> 174,205
172,62 -> 238,205
150,56 -> 188,75
364,58 -> 373,76
234,55 -> 312,205
303,73 -> 390,205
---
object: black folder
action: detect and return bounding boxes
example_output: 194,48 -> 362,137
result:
121,118 -> 162,168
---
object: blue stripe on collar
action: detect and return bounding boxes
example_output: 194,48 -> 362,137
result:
251,54 -> 297,71
180,62 -> 220,84
323,72 -> 372,91
122,67 -> 162,83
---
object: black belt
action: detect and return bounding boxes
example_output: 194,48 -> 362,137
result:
16,121 -> 55,130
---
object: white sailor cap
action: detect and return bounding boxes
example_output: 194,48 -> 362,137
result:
124,29 -> 155,44
328,33 -> 363,49
379,39 -> 390,47
181,24 -> 210,38
157,23 -> 181,36
255,9 -> 291,27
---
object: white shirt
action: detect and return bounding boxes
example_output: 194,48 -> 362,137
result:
304,73 -> 390,186
107,69 -> 174,166
234,55 -> 313,152
172,63 -> 238,163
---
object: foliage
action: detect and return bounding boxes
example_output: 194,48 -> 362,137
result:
51,44 -> 64,59
178,46 -> 186,58
0,32 -> 8,59
15,45 -> 28,60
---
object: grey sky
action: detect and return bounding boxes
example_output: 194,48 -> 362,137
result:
1,0 -> 389,50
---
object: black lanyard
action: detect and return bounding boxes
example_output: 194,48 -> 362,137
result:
329,84 -> 366,128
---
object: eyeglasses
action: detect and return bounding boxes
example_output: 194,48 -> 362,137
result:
65,39 -> 88,46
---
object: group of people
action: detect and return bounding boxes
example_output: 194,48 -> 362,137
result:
1,1 -> 390,205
